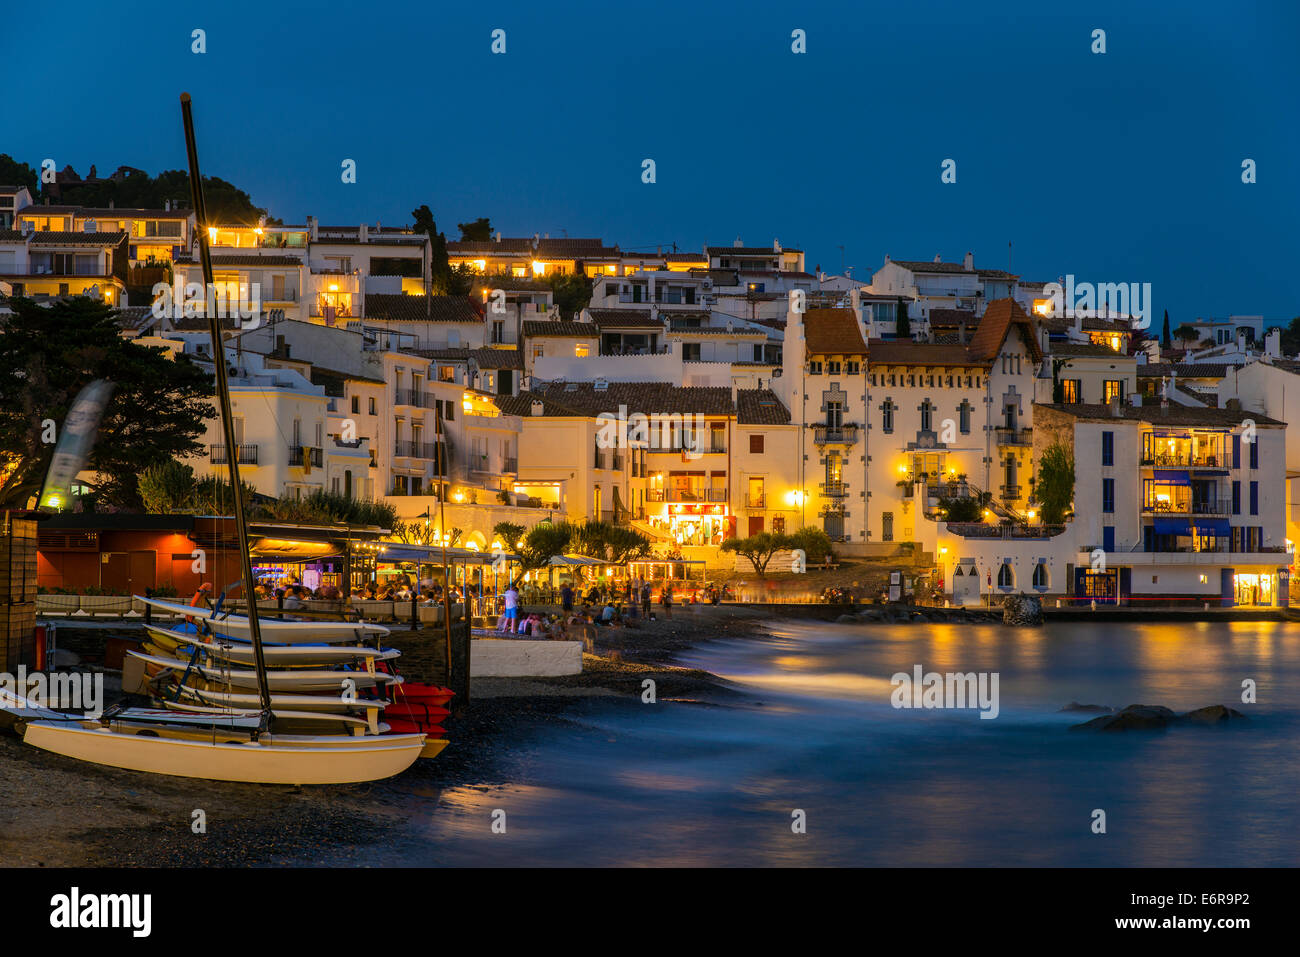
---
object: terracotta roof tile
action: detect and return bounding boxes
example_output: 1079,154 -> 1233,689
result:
1035,402 -> 1282,427
588,308 -> 660,329
468,347 -> 523,370
521,319 -> 597,338
527,381 -> 734,417
175,254 -> 303,267
25,231 -> 128,246
736,389 -> 791,425
803,308 -> 868,355
967,298 -> 1043,363
364,293 -> 482,323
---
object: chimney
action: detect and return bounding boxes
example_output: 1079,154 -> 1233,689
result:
963,251 -> 973,270
958,316 -> 967,343
1109,394 -> 1121,417
933,254 -> 942,263
1266,328 -> 1281,358
495,231 -> 501,242
530,400 -> 544,416
307,216 -> 318,241
359,223 -> 368,243
734,236 -> 743,248
773,239 -> 781,253
109,199 -> 114,210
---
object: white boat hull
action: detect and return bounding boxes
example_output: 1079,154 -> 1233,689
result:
135,597 -> 389,645
22,720 -> 425,785
155,628 -> 399,667
167,684 -> 389,715
130,650 -> 400,693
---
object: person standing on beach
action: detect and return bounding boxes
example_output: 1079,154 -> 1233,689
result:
560,581 -> 574,613
640,580 -> 652,618
503,581 -> 520,634
661,582 -> 674,620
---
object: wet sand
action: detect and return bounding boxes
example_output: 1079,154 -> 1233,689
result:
0,605 -> 768,867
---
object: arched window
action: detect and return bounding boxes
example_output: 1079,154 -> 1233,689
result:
1032,563 -> 1049,589
997,563 -> 1014,588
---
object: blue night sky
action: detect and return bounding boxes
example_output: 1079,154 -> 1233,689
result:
5,0 -> 1298,321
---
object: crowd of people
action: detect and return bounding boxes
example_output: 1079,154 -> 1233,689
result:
212,569 -> 729,641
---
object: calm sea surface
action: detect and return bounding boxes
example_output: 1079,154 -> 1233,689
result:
355,620 -> 1300,866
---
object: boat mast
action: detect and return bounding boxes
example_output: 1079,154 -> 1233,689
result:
435,402 -> 453,679
180,92 -> 274,721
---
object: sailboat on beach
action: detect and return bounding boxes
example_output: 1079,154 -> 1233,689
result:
16,93 -> 428,784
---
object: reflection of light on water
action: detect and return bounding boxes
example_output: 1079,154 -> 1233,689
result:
375,619 -> 1300,866
715,669 -> 896,701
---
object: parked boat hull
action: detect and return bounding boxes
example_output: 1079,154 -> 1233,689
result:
22,721 -> 425,785
134,597 -> 389,645
130,649 -> 400,693
150,628 -> 398,667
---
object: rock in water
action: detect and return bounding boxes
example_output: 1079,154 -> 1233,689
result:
835,614 -> 859,624
1059,701 -> 1113,714
1002,593 -> 1044,626
1179,705 -> 1249,726
1071,704 -> 1178,731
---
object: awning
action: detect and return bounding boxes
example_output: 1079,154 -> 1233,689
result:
549,554 -> 603,567
249,538 -> 339,561
377,544 -> 520,565
1152,470 -> 1190,485
1195,517 -> 1231,535
1153,517 -> 1192,535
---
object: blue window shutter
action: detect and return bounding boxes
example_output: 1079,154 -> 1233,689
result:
1232,435 -> 1241,468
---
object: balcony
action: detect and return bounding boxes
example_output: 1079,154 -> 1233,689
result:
287,445 -> 322,467
745,494 -> 766,508
994,427 -> 1033,446
1142,498 -> 1232,516
210,444 -> 258,465
263,288 -> 299,303
813,424 -> 860,445
503,457 -> 518,473
1000,484 -> 1022,499
394,389 -> 435,409
0,265 -> 112,277
393,440 -> 437,459
1140,452 -> 1225,470
645,488 -> 728,503
820,481 -> 848,497
947,523 -> 1067,540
